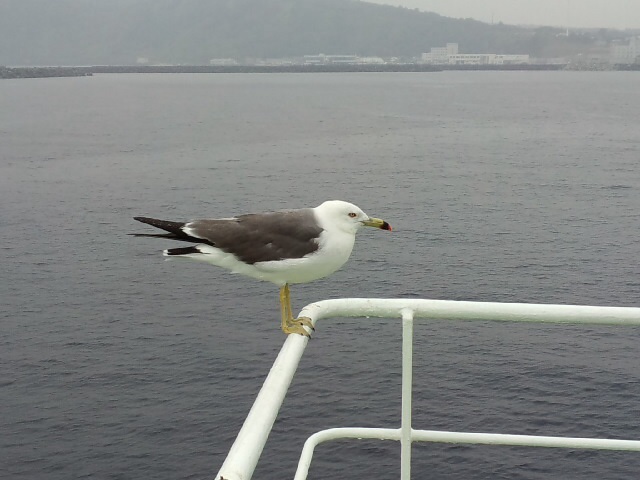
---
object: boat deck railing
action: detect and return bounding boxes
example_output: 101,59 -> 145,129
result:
214,298 -> 640,480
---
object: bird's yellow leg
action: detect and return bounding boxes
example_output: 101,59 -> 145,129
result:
285,284 -> 315,331
279,284 -> 313,336
279,284 -> 293,333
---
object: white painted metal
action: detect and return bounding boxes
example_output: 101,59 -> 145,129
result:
294,427 -> 403,480
216,298 -> 640,480
292,426 -> 640,480
300,298 -> 640,326
215,333 -> 311,480
409,429 -> 640,450
400,309 -> 414,480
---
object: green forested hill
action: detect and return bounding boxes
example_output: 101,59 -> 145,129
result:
0,0 -> 613,65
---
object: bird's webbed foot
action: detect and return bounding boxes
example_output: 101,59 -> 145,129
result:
283,316 -> 314,337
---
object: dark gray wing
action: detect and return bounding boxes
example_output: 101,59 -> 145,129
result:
186,209 -> 323,264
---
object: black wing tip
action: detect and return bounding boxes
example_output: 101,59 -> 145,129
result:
134,216 -> 158,224
133,216 -> 188,233
165,246 -> 201,256
128,232 -> 171,238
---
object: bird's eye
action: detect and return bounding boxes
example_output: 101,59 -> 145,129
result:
348,212 -> 357,218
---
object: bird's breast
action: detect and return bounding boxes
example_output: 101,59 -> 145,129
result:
253,230 -> 356,285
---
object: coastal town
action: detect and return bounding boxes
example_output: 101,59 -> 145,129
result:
204,36 -> 639,69
2,36 -> 639,79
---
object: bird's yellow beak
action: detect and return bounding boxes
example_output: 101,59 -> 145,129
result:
362,217 -> 392,231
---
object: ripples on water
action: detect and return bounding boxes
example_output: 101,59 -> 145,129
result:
2,72 -> 640,479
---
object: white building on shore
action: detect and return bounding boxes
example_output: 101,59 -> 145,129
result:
421,43 -> 529,65
209,58 -> 238,66
610,36 -> 640,64
303,54 -> 385,65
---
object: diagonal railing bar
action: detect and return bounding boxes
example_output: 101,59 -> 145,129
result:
215,298 -> 640,480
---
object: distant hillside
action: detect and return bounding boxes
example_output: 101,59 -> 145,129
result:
0,0 -> 620,65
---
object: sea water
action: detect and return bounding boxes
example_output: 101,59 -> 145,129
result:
2,71 -> 640,479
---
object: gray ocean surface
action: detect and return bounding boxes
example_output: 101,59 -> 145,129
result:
2,71 -> 640,479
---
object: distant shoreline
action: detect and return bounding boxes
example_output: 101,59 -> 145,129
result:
3,63 -> 638,79
0,66 -> 93,79
90,64 -> 566,73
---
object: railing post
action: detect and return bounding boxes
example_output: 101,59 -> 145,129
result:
401,308 -> 414,480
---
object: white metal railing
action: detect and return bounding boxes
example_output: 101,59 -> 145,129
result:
214,299 -> 640,480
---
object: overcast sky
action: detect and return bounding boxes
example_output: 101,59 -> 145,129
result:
367,0 -> 640,30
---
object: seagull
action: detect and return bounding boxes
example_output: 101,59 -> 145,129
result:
132,200 -> 391,336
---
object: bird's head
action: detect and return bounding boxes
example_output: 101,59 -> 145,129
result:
315,200 -> 392,235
